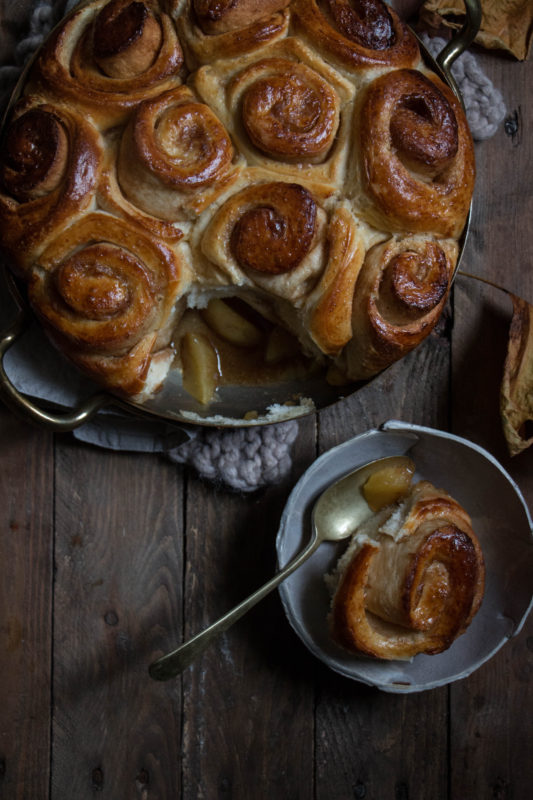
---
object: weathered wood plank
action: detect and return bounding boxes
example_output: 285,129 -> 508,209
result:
50,439 -> 184,799
449,50 -> 533,799
0,411 -> 53,800
181,416 -> 317,799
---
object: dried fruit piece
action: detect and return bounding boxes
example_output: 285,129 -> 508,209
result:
180,331 -> 220,404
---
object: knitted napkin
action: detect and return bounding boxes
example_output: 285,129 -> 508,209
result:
419,33 -> 507,140
0,0 -> 506,492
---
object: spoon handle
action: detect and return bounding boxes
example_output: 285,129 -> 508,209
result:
149,531 -> 321,681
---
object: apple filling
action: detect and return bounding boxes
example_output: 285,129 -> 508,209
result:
174,297 -> 321,404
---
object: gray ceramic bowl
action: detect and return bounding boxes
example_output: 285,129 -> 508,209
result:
276,421 -> 533,693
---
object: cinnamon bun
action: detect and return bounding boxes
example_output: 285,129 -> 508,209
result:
29,0 -> 184,128
0,97 -> 102,276
27,213 -> 192,398
338,235 -> 458,380
199,174 -> 333,301
193,37 -> 354,186
0,0 -> 475,405
176,0 -> 290,67
116,85 -> 239,221
354,68 -> 475,238
328,480 -> 485,660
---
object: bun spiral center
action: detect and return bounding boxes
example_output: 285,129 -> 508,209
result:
1,109 -> 68,201
324,0 -> 395,49
92,0 -> 163,78
377,243 -> 449,323
242,65 -> 339,161
230,183 -> 317,274
390,72 -> 459,175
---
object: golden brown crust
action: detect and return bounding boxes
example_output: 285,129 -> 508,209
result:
306,204 -> 366,354
192,0 -> 291,35
292,0 -> 420,73
177,0 -> 290,67
27,212 -> 191,396
116,85 -> 238,221
97,128 -> 186,243
339,235 -> 458,380
230,182 -> 318,275
240,59 -> 339,163
330,481 -> 485,660
30,0 -> 184,128
92,0 -> 164,78
357,68 -> 475,238
192,37 -> 355,187
0,97 -> 102,276
199,170 -> 336,304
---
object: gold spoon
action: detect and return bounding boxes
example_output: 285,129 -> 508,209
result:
149,455 -> 414,681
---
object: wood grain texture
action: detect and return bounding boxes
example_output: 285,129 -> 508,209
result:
50,439 -> 184,799
181,416 -> 317,800
449,49 -> 533,800
0,409 -> 53,800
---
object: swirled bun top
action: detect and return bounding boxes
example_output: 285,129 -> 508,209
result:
0,0 -> 475,403
327,479 -> 485,660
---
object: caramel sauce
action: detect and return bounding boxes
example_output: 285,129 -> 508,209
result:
173,298 -> 322,393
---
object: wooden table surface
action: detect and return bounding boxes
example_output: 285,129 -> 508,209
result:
1,3 -> 532,799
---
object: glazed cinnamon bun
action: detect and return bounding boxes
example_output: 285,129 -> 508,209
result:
292,0 -> 420,75
328,480 -> 485,660
176,0 -> 290,67
199,174 -> 333,302
27,213 -> 192,398
0,0 -> 475,404
354,68 -> 475,238
29,0 -> 184,128
115,85 -> 239,222
193,37 -> 354,186
0,98 -> 102,276
338,235 -> 457,380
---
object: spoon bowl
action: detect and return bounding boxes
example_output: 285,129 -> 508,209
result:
149,454 -> 413,681
312,455 -> 414,542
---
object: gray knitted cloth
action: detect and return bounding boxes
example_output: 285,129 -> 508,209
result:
167,422 -> 300,492
420,33 -> 507,141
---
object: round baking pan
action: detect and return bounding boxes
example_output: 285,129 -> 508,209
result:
0,0 -> 482,432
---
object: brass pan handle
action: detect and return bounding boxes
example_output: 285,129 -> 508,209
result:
436,0 -> 482,97
0,310 -> 113,431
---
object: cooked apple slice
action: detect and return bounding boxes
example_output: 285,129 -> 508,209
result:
180,332 -> 220,404
201,298 -> 263,347
362,458 -> 416,511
